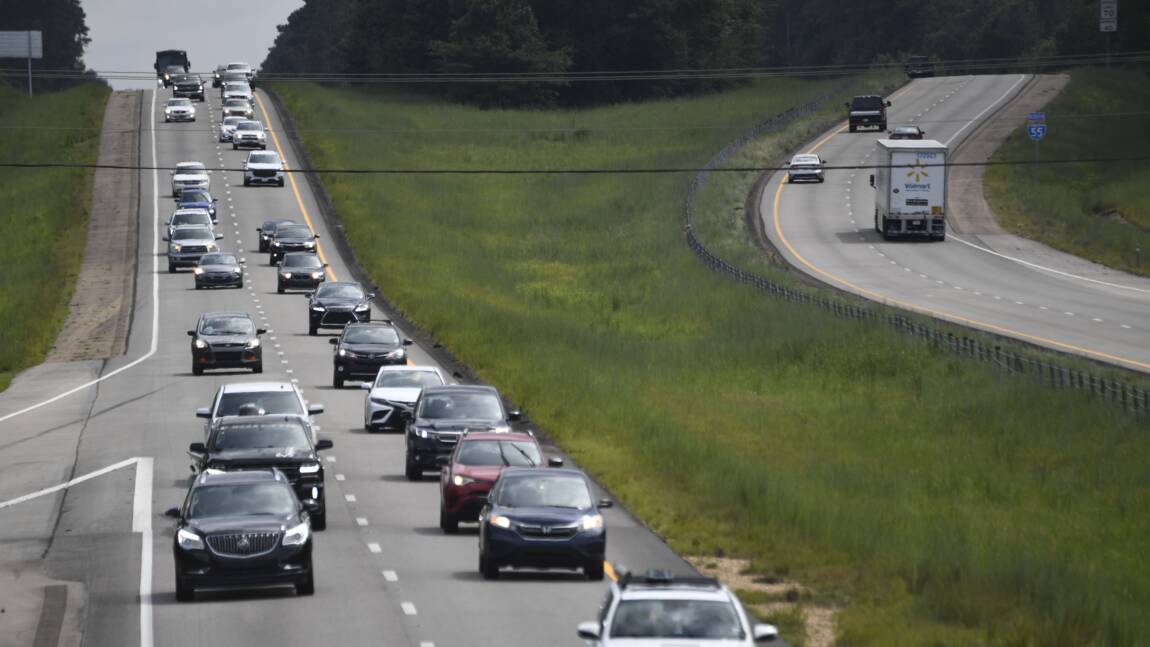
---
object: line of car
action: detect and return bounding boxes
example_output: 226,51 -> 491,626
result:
154,58 -> 781,645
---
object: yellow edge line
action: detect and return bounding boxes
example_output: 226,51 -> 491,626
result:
254,92 -> 338,282
771,86 -> 1150,372
604,561 -> 617,581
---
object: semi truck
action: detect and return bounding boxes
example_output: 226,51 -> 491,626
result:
155,50 -> 190,85
870,139 -> 948,240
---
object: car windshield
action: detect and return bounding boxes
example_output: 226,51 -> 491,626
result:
200,254 -> 237,266
375,370 -> 443,389
237,122 -> 261,131
172,212 -> 210,226
281,254 -> 319,268
278,226 -> 312,239
227,63 -> 251,71
211,421 -> 311,452
217,392 -> 305,417
177,163 -> 205,174
457,440 -> 541,467
851,96 -> 884,110
316,284 -> 363,299
419,392 -> 502,420
200,316 -> 253,335
180,190 -> 211,202
344,327 -> 398,344
225,100 -> 247,107
169,99 -> 192,107
226,84 -> 249,92
497,475 -> 592,508
610,600 -> 744,640
249,153 -> 278,164
188,483 -> 297,518
172,227 -> 210,240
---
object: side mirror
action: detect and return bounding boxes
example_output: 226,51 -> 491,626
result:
195,407 -> 211,419
576,622 -> 600,641
315,439 -> 334,450
169,170 -> 175,175
163,507 -> 181,519
162,236 -> 169,241
301,498 -> 320,513
215,234 -> 224,240
598,498 -> 614,509
328,338 -> 338,345
186,330 -> 195,336
507,410 -> 522,422
313,234 -> 321,239
869,174 -> 875,187
239,258 -> 246,264
360,382 -> 373,390
885,100 -> 892,107
212,198 -> 219,202
307,404 -> 325,415
256,227 -> 262,232
403,339 -> 413,346
784,161 -> 790,167
188,442 -> 206,454
256,328 -> 267,335
753,624 -> 779,642
547,456 -> 565,468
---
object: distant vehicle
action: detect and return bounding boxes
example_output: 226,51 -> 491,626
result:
165,469 -> 315,601
221,99 -> 254,120
170,161 -> 210,196
212,64 -> 226,88
195,382 -> 324,438
478,467 -> 611,580
276,252 -> 326,293
221,82 -> 253,103
258,218 -> 297,253
233,121 -> 267,150
187,311 -> 263,373
194,252 -> 245,290
165,225 -> 221,273
888,125 -> 926,140
225,61 -> 256,86
404,384 -> 521,480
218,71 -> 250,88
361,365 -> 447,432
870,138 -> 948,240
218,115 -> 246,142
244,151 -> 285,188
576,570 -> 780,645
440,430 -> 560,533
163,98 -> 196,123
269,224 -> 317,264
155,49 -> 190,83
171,74 -> 205,101
166,208 -> 213,239
175,188 -> 218,222
785,153 -> 826,183
846,95 -> 890,133
328,321 -> 413,388
306,281 -> 370,336
188,415 -> 332,529
905,55 -> 935,78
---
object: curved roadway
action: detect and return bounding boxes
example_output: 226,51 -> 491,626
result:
0,87 -> 699,647
764,74 -> 1150,373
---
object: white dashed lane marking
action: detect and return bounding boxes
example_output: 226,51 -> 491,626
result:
357,517 -> 368,527
382,570 -> 398,581
367,542 -> 381,554
401,603 -> 418,616
344,493 -> 356,502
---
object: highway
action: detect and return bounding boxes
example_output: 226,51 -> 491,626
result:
764,74 -> 1150,373
0,86 -> 698,647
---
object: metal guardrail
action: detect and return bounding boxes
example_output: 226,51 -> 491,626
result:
683,81 -> 1150,416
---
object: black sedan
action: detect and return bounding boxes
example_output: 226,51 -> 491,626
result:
194,252 -> 244,289
189,415 -> 333,530
277,252 -> 326,293
269,224 -> 318,264
175,188 -> 218,222
888,125 -> 926,140
188,311 -> 265,375
166,469 -> 316,600
257,218 -> 296,253
307,281 -> 372,336
478,468 -> 611,580
329,322 -> 412,388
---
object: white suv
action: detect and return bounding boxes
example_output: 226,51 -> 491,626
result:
243,150 -> 285,187
577,570 -> 778,645
195,382 -> 324,438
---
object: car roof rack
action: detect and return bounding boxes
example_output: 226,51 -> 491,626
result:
617,569 -> 722,590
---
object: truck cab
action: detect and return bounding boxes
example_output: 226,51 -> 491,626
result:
846,95 -> 891,133
155,50 -> 190,84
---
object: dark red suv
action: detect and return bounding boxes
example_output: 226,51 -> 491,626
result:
439,431 -> 560,533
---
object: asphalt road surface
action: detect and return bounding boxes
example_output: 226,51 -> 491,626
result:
0,87 -> 706,647
764,74 -> 1150,373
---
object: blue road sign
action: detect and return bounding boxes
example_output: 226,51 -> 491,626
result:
1027,124 -> 1047,141
1028,112 -> 1046,122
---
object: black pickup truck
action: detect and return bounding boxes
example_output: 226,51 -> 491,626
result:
905,55 -> 935,78
846,95 -> 891,133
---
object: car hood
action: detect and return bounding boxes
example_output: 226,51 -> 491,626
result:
454,464 -> 505,482
247,163 -> 282,171
200,334 -> 251,345
343,342 -> 401,353
206,447 -> 317,465
277,236 -> 315,245
167,105 -> 193,111
221,124 -> 240,130
172,237 -> 214,246
594,640 -> 740,647
174,174 -> 208,183
312,296 -> 361,308
496,506 -> 590,525
850,109 -> 882,115
199,263 -> 240,273
179,201 -> 214,210
369,387 -> 422,404
414,419 -> 507,432
188,513 -> 295,536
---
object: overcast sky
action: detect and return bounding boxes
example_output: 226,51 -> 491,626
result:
83,0 -> 304,89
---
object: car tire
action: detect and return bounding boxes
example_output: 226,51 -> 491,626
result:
232,144 -> 238,150
585,561 -> 605,581
168,263 -> 176,274
194,283 -> 202,290
192,364 -> 203,376
308,325 -> 317,337
296,569 -> 315,596
439,505 -> 458,534
278,178 -> 285,187
405,458 -> 422,482
333,373 -> 344,389
479,552 -> 500,580
277,285 -> 285,294
252,362 -> 263,374
311,511 -> 327,532
175,576 -> 194,602
243,178 -> 250,187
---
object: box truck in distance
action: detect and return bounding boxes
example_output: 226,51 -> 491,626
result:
870,139 -> 948,240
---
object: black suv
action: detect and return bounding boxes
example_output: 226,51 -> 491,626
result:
165,469 -> 316,600
329,321 -> 412,388
846,95 -> 891,133
189,415 -> 333,529
172,74 -> 205,101
188,312 -> 265,375
277,252 -> 326,293
269,224 -> 318,264
307,281 -> 372,336
257,219 -> 296,253
405,385 -> 521,480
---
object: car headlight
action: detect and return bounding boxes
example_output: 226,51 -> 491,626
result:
303,241 -> 316,248
452,474 -> 475,486
579,514 -> 604,531
489,514 -> 512,529
310,271 -> 324,279
206,243 -> 217,252
283,521 -> 310,546
370,396 -> 392,406
176,527 -> 204,550
245,339 -> 260,349
311,305 -> 325,312
354,303 -> 369,311
171,243 -> 182,252
272,242 -> 282,247
192,267 -> 203,275
414,427 -> 432,439
193,339 -> 207,349
281,272 -> 291,279
299,463 -> 320,474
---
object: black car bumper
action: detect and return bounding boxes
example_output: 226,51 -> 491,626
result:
333,355 -> 405,380
309,308 -> 370,330
484,526 -> 605,568
407,435 -> 456,468
278,274 -> 324,290
193,346 -> 262,369
175,542 -> 311,590
195,271 -> 242,288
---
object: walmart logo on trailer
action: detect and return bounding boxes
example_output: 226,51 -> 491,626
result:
905,158 -> 930,183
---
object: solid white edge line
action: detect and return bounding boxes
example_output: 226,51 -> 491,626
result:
0,88 -> 161,425
0,457 -> 139,510
944,73 -> 1028,147
133,457 -> 154,647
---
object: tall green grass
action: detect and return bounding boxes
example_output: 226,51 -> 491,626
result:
0,83 -> 109,391
985,67 -> 1150,276
272,79 -> 1150,645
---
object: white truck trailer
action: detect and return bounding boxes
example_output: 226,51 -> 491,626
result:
870,139 -> 948,240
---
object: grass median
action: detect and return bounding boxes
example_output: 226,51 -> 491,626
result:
0,82 -> 109,391
985,66 -> 1150,276
272,78 -> 1150,645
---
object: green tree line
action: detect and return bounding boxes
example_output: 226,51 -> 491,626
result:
0,0 -> 94,90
